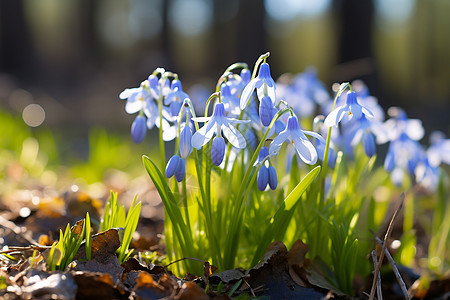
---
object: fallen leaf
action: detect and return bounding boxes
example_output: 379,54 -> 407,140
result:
73,271 -> 129,299
178,281 -> 209,300
22,270 -> 77,300
244,241 -> 327,299
134,272 -> 177,299
209,268 -> 246,285
75,228 -> 120,261
287,239 -> 310,287
72,250 -> 124,283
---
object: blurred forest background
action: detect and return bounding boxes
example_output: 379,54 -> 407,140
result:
1,0 -> 449,147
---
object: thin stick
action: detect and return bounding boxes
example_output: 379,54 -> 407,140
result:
371,250 -> 383,300
371,231 -> 410,300
369,193 -> 404,300
0,245 -> 50,254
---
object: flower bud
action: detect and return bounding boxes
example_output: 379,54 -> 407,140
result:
257,165 -> 269,191
363,133 -> 376,157
211,137 -> 225,166
259,96 -> 274,126
240,68 -> 251,84
165,155 -> 181,178
268,166 -> 278,190
180,124 -> 193,159
131,115 -> 147,144
384,151 -> 395,172
174,158 -> 185,182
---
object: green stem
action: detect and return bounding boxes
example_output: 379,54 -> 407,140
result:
157,95 -> 166,172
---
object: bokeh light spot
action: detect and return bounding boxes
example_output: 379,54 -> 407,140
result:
23,104 -> 45,127
265,0 -> 331,21
169,0 -> 213,36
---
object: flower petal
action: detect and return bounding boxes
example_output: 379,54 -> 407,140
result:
324,106 -> 346,128
221,122 -> 247,149
292,133 -> 317,165
191,118 -> 217,149
125,96 -> 143,114
119,88 -> 140,99
192,116 -> 212,123
303,130 -> 326,144
240,79 -> 257,109
269,131 -> 290,156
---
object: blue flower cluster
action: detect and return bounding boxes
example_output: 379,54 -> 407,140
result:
120,58 -> 450,191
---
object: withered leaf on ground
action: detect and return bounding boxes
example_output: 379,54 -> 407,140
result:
178,281 -> 209,300
244,241 -> 326,299
72,250 -> 124,283
74,228 -> 120,261
22,270 -> 77,300
302,257 -> 346,296
121,257 -> 165,276
134,271 -> 178,299
73,270 -> 129,300
209,268 -> 246,285
287,239 -> 310,287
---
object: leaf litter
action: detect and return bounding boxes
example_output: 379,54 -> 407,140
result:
1,187 -> 449,299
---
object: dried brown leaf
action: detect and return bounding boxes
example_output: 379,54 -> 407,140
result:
178,281 -> 209,300
287,239 -> 310,287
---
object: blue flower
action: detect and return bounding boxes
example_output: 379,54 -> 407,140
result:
255,147 -> 278,191
415,156 -> 439,192
220,83 -> 241,117
191,102 -> 249,149
257,166 -> 269,191
240,63 -> 277,109
179,121 -> 193,159
324,91 -> 374,128
269,115 -> 323,165
259,96 -> 274,126
131,115 -> 147,144
165,155 -> 185,182
143,95 -> 159,130
211,136 -> 226,166
120,85 -> 154,114
345,114 -> 387,157
164,80 -> 190,120
314,134 -> 337,169
384,132 -> 422,186
427,131 -> 450,167
380,107 -> 424,143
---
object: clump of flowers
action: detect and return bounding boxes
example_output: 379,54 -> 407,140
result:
120,53 -> 450,293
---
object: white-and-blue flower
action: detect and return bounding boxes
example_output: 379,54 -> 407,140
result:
269,115 -> 324,165
240,63 -> 277,109
191,102 -> 249,149
324,91 -> 374,128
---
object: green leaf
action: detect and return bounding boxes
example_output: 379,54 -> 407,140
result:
251,166 -> 321,266
86,212 -> 92,260
143,156 -> 194,254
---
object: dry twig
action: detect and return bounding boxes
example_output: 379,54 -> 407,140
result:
371,250 -> 383,300
368,193 -> 405,300
371,230 -> 410,300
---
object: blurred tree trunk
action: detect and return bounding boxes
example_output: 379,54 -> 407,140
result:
0,0 -> 37,83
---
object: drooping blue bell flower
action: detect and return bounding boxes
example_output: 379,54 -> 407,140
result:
165,155 -> 185,182
324,91 -> 374,128
166,155 -> 181,178
267,166 -> 278,190
179,122 -> 193,159
269,115 -> 324,165
259,96 -> 274,126
131,115 -> 147,144
257,165 -> 269,191
192,102 -> 249,149
211,136 -> 226,166
240,62 -> 277,109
